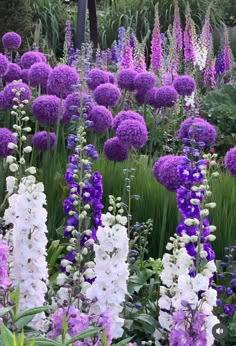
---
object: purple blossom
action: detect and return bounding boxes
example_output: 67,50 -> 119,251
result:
184,13 -> 196,63
94,83 -> 121,108
111,41 -> 118,63
116,119 -> 148,149
62,92 -> 91,124
28,62 -> 52,91
20,51 -> 43,69
215,51 -> 225,75
3,63 -> 21,83
0,127 -> 17,158
104,136 -> 128,162
20,69 -> 29,83
0,240 -> 11,289
113,110 -> 145,131
154,86 -> 178,108
204,59 -> 216,89
32,95 -> 61,124
2,32 -> 22,50
88,105 -> 113,133
224,43 -> 231,71
3,81 -> 32,108
134,72 -> 157,92
107,72 -> 115,84
47,65 -> 78,98
84,144 -> 99,160
173,4 -> 182,51
32,131 -> 56,151
117,68 -> 137,91
224,304 -> 235,317
120,37 -> 133,69
0,91 -> 6,110
0,53 -> 9,77
151,7 -> 162,73
173,75 -> 196,96
87,68 -> 109,91
117,27 -> 126,62
169,328 -> 192,345
134,90 -> 146,105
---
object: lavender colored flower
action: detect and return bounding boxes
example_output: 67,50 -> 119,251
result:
20,69 -> 29,83
117,27 -> 126,63
94,83 -> 121,108
3,81 -> 32,108
32,95 -> 60,124
145,87 -> 159,108
173,3 -> 182,51
215,51 -> 225,75
184,11 -> 196,63
154,86 -> 178,108
111,41 -> 118,63
151,7 -> 162,73
0,127 -> 17,158
113,110 -> 145,131
173,75 -> 196,96
153,155 -> 183,191
28,62 -> 52,90
2,32 -> 22,50
224,147 -> 236,177
169,328 -> 192,345
104,136 -> 128,162
0,53 -> 9,77
62,93 -> 82,123
134,72 -> 157,92
20,51 -> 43,69
88,105 -> 113,133
117,68 -> 137,91
3,63 -> 21,83
178,117 -> 217,147
162,73 -> 173,86
0,91 -> 6,110
87,68 -> 109,91
116,119 -> 148,149
0,240 -> 11,289
224,304 -> 235,317
120,36 -> 133,69
32,131 -> 56,151
47,65 -> 78,98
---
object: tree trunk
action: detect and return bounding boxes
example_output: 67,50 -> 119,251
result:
88,0 -> 98,49
0,0 -> 32,51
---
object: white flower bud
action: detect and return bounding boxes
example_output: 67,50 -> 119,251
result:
205,202 -> 216,208
206,234 -> 216,242
82,248 -> 88,255
8,142 -> 17,149
200,251 -> 208,258
209,225 -> 216,232
202,269 -> 212,278
23,127 -> 31,132
61,259 -> 71,267
84,229 -> 92,236
200,209 -> 209,217
184,218 -> 194,226
56,273 -> 67,286
6,155 -> 15,164
9,163 -> 19,172
206,191 -> 212,197
13,124 -> 20,130
84,204 -> 91,210
166,242 -> 173,250
190,236 -> 198,242
85,239 -> 94,247
65,265 -> 73,273
22,116 -> 29,121
21,136 -> 26,142
83,268 -> 95,279
191,186 -> 199,192
21,110 -> 26,115
190,199 -> 201,205
19,157 -> 25,165
10,111 -> 18,117
212,172 -> 219,178
24,146 -> 32,153
22,99 -> 29,104
26,166 -> 36,174
85,261 -> 95,268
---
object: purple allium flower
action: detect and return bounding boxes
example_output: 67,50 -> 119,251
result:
145,87 -> 159,108
116,119 -> 148,149
178,117 -> 217,147
62,93 -> 82,123
87,68 -> 109,90
151,7 -> 162,73
88,105 -> 113,133
153,155 -> 184,191
37,52 -> 47,63
134,90 -> 146,105
2,63 -> 21,83
224,147 -> 236,177
47,65 -> 78,98
0,240 -> 11,289
2,32 -> 22,50
107,72 -> 115,84
0,127 -> 17,158
0,53 -> 9,77
20,69 -> 29,83
154,86 -> 178,108
94,83 -> 121,108
0,91 -> 6,110
32,95 -> 61,124
20,51 -> 43,69
113,110 -> 145,131
32,131 -> 56,151
117,68 -> 137,91
104,136 -> 128,162
173,75 -> 196,96
134,72 -> 157,92
28,62 -> 52,91
3,81 -> 32,108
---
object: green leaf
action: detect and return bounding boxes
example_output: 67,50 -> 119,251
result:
101,329 -> 107,346
0,305 -> 14,318
15,314 -> 34,330
64,328 -> 102,346
15,305 -> 52,321
27,337 -> 58,346
113,337 -> 134,345
9,286 -> 20,317
0,324 -> 14,345
136,314 -> 158,334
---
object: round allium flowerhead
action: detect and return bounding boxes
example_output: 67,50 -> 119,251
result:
134,72 -> 157,92
153,155 -> 184,191
32,131 -> 56,151
224,147 -> 236,177
113,110 -> 145,131
155,86 -> 178,108
87,68 -> 109,90
88,105 -> 113,133
0,53 -> 9,77
32,95 -> 60,124
3,81 -> 32,108
117,68 -> 137,91
116,119 -> 148,149
0,128 -> 17,158
62,92 -> 90,123
20,51 -> 43,69
37,52 -> 47,63
145,87 -> 159,108
104,136 -> 128,162
178,117 -> 217,146
94,83 -> 121,108
28,62 -> 52,90
3,63 -> 21,83
0,91 -> 6,110
20,69 -> 29,83
107,72 -> 115,84
2,32 -> 22,50
47,64 -> 78,98
173,75 -> 196,96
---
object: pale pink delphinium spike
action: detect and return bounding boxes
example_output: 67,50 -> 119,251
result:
204,58 -> 216,89
173,0 -> 182,51
120,34 -> 133,69
151,4 -> 162,73
223,24 -> 232,71
133,43 -> 147,73
184,5 -> 196,63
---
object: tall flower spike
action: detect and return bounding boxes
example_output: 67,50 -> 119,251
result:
151,4 -> 162,73
223,23 -> 232,71
117,27 -> 126,63
120,34 -> 133,70
173,0 -> 182,51
133,43 -> 147,73
201,6 -> 211,50
184,4 -> 196,63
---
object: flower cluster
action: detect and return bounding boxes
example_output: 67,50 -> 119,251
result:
151,5 -> 162,73
0,239 -> 11,290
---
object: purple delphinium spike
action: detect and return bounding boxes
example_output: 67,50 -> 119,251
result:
215,51 -> 225,75
173,1 -> 182,51
130,32 -> 136,50
120,35 -> 133,69
111,41 -> 118,63
64,19 -> 73,53
151,5 -> 162,73
117,27 -> 126,63
204,58 -> 216,89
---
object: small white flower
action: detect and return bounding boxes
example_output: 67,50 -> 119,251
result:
23,127 -> 31,132
205,202 -> 216,209
26,167 -> 37,175
8,142 -> 17,150
19,157 -> 25,165
209,225 -> 216,232
6,155 -> 15,164
9,163 -> 19,172
200,209 -> 209,217
206,234 -> 216,242
6,176 -> 16,194
23,146 -> 32,153
56,273 -> 67,286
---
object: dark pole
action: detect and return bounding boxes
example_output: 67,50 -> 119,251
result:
88,0 -> 98,49
76,0 -> 87,49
